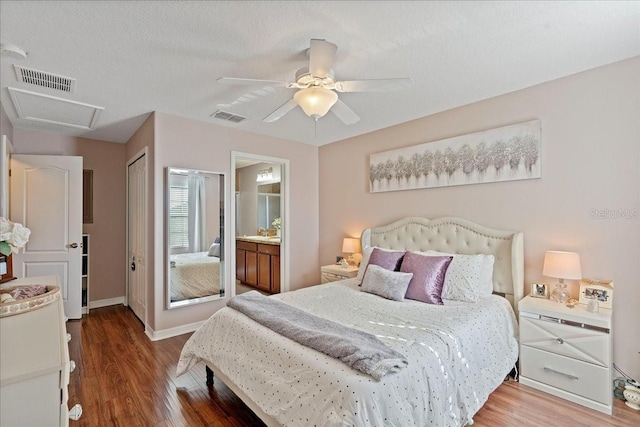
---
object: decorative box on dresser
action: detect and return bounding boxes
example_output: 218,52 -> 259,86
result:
320,264 -> 358,283
518,295 -> 612,414
0,275 -> 82,426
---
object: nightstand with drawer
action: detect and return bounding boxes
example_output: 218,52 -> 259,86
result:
321,264 -> 358,283
518,295 -> 612,414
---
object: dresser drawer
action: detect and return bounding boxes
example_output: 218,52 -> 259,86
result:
520,346 -> 610,405
520,316 -> 609,366
321,272 -> 345,283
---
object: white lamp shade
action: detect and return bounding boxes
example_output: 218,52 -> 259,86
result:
293,87 -> 338,119
342,238 -> 361,254
542,251 -> 582,280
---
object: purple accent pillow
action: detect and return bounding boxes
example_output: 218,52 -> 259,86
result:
367,247 -> 405,272
401,253 -> 453,305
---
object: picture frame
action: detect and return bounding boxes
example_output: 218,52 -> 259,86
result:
579,279 -> 614,309
530,283 -> 549,299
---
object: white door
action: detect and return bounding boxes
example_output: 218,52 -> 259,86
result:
127,153 -> 146,322
10,155 -> 83,319
0,135 -> 13,218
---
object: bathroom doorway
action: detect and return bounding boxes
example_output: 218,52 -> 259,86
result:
231,152 -> 288,296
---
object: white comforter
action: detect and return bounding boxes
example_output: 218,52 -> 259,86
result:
170,252 -> 220,301
177,279 -> 518,426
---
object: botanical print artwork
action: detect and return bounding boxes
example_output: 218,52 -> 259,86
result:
369,120 -> 541,192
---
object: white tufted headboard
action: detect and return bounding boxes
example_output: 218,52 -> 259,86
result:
361,217 -> 524,314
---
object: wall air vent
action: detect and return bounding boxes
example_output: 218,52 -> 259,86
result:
14,65 -> 76,93
211,110 -> 246,123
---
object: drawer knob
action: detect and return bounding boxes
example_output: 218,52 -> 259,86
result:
70,360 -> 76,372
556,337 -> 564,344
68,403 -> 83,420
67,333 -> 72,342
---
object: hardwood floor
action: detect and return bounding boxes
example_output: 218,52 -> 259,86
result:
68,305 -> 639,426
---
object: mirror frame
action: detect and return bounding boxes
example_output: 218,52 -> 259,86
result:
165,167 -> 227,309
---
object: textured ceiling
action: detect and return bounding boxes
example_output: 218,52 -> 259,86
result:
1,1 -> 638,146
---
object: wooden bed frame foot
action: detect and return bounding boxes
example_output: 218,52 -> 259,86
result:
206,365 -> 214,385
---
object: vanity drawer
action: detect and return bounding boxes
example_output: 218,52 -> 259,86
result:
258,243 -> 280,256
520,346 -> 610,405
237,241 -> 257,251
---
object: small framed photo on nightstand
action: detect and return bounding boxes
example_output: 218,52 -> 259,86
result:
530,283 -> 549,298
579,279 -> 613,309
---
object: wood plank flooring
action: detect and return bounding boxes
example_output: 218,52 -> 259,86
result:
68,305 -> 639,426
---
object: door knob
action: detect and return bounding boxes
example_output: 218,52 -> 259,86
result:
69,242 -> 79,248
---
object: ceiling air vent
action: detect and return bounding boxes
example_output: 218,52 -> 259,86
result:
211,110 -> 246,124
14,65 -> 76,93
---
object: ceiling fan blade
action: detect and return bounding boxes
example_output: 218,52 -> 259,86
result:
308,39 -> 337,79
334,78 -> 413,93
331,99 -> 360,125
217,77 -> 297,88
263,99 -> 298,122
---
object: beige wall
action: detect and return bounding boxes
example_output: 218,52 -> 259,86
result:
151,112 -> 319,332
11,128 -> 127,302
0,103 -> 13,142
319,57 -> 640,379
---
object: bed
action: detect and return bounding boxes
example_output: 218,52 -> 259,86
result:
177,216 -> 524,426
169,252 -> 221,301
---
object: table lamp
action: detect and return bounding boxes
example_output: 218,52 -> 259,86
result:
542,251 -> 582,303
342,238 -> 362,267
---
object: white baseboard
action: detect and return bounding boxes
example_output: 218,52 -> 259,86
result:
145,320 -> 204,341
88,296 -> 125,309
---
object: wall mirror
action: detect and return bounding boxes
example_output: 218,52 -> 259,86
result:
166,167 -> 225,309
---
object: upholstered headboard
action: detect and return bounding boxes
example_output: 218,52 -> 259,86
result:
361,217 -> 524,313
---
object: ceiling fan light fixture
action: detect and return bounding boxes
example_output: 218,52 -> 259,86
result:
293,87 -> 338,119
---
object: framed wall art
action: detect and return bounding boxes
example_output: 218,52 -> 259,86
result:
369,119 -> 541,193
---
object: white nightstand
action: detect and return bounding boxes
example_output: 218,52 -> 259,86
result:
518,295 -> 612,414
321,264 -> 358,283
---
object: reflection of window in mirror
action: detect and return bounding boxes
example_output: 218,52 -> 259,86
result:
257,182 -> 280,231
169,175 -> 189,254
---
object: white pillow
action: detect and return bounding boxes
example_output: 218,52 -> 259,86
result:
361,264 -> 413,301
423,251 -> 495,302
356,246 -> 405,284
208,243 -> 221,257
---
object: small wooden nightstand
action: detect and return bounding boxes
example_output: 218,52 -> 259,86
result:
518,295 -> 612,414
321,264 -> 358,283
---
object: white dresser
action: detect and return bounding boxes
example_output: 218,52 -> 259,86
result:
518,295 -> 612,414
0,276 -> 82,426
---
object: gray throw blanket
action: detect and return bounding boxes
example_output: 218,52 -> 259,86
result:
227,291 -> 408,380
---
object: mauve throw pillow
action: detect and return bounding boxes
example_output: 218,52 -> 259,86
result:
368,247 -> 405,271
401,252 -> 453,304
361,264 -> 413,301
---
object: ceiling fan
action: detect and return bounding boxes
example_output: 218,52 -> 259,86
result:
217,39 -> 413,125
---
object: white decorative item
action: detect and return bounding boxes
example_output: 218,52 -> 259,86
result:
0,217 -> 31,256
586,298 -> 599,313
623,386 -> 640,410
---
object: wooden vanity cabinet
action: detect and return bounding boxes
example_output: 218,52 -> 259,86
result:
236,240 -> 280,293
